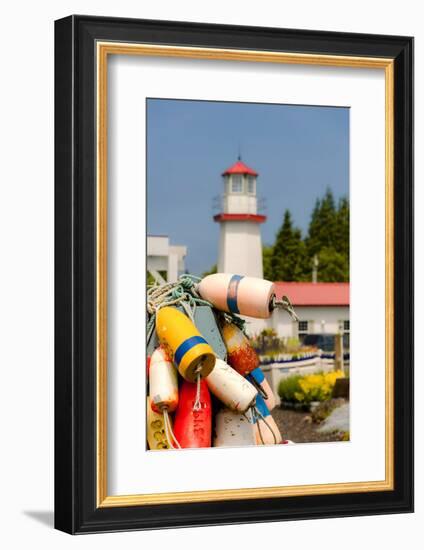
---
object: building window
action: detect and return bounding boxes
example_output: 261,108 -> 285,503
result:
231,175 -> 243,193
298,320 -> 309,341
298,320 -> 308,332
247,176 -> 256,194
343,320 -> 350,332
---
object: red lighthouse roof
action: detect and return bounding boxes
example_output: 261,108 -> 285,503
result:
222,159 -> 258,177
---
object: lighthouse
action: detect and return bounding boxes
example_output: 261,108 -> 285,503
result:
214,158 -> 266,278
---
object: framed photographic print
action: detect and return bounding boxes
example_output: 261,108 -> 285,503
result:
54,15 -> 413,534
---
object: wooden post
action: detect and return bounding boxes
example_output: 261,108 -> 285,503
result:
335,332 -> 344,374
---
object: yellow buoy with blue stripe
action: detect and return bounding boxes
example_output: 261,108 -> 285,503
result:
156,307 -> 216,382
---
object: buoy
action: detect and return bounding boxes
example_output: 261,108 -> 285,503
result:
149,346 -> 180,448
247,367 -> 276,411
149,347 -> 178,414
206,358 -> 257,413
252,394 -> 282,445
198,273 -> 299,320
220,321 -> 259,376
146,397 -> 171,450
213,409 -> 256,447
173,379 -> 212,448
198,273 -> 275,318
156,307 -> 216,382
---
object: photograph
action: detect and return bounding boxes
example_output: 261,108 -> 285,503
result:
146,98 -> 350,450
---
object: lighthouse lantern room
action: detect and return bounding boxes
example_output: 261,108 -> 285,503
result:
214,158 -> 266,278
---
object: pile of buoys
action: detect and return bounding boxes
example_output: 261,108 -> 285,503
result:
146,273 -> 297,450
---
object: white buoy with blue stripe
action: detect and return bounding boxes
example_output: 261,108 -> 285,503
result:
197,273 -> 275,319
247,367 -> 276,411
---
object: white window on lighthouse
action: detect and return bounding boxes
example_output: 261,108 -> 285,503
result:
231,175 -> 243,193
247,176 -> 256,195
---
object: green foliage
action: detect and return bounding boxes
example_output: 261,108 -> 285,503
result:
335,196 -> 350,258
307,189 -> 337,256
278,374 -> 303,403
264,188 -> 349,282
202,264 -> 217,278
278,371 -> 344,404
147,270 -> 167,285
251,331 -> 305,356
315,246 -> 349,282
305,189 -> 349,282
262,245 -> 274,280
270,210 -> 308,281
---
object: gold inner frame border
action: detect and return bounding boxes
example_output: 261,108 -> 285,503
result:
96,42 -> 394,508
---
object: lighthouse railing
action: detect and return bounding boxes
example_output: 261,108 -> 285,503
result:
212,195 -> 267,214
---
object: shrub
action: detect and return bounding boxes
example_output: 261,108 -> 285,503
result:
278,371 -> 344,404
277,374 -> 303,403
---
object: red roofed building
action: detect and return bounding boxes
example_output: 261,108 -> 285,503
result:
274,282 -> 349,307
269,281 -> 350,340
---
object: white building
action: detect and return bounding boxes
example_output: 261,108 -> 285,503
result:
269,281 -> 349,339
214,158 -> 266,278
147,235 -> 187,283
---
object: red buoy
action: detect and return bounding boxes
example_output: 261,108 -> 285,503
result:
220,321 -> 259,376
173,379 -> 212,448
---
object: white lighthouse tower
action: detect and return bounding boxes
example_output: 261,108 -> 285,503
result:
214,158 -> 266,278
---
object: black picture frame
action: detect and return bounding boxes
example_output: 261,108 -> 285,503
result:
55,15 -> 414,534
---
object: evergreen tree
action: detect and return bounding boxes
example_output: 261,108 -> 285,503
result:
335,196 -> 349,258
315,247 -> 348,282
270,210 -> 307,281
202,264 -> 217,278
262,245 -> 274,280
306,188 -> 337,256
304,188 -> 349,282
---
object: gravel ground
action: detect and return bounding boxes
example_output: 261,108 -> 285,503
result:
272,405 -> 348,443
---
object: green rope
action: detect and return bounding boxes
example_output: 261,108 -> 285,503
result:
146,273 -> 248,346
147,275 -> 214,342
218,311 -> 247,334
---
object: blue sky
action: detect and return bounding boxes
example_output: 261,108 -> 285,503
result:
147,99 -> 349,276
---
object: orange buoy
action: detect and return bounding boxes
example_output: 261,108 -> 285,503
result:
198,273 -> 275,318
206,358 -> 257,413
213,409 -> 256,447
247,367 -> 276,411
156,307 -> 216,382
146,398 -> 171,450
173,379 -> 212,448
220,321 -> 259,376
